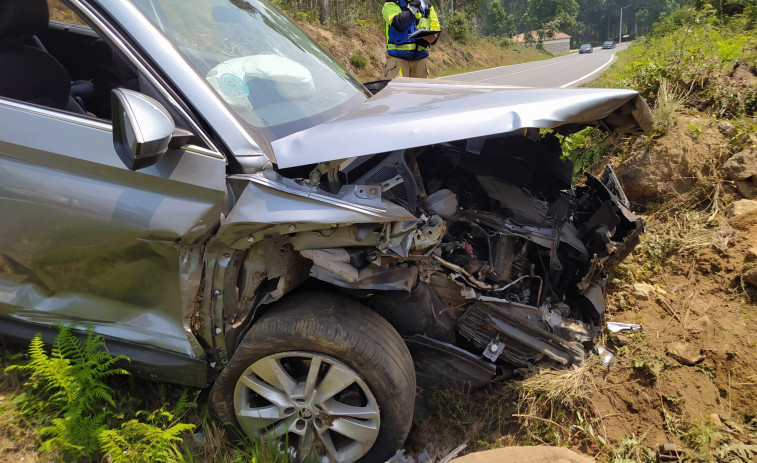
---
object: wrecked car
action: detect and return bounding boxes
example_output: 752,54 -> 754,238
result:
0,0 -> 652,461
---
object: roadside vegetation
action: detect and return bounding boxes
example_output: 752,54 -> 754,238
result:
4,1 -> 757,462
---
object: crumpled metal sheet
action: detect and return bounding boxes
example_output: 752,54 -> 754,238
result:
272,78 -> 653,168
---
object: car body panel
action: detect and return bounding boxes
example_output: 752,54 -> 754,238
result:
0,99 -> 226,357
271,79 -> 651,169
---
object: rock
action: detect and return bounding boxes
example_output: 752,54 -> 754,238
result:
723,149 -> 757,181
631,283 -> 656,301
735,178 -> 757,199
745,248 -> 757,262
726,199 -> 757,218
729,208 -> 757,231
718,120 -> 736,138
450,446 -> 594,463
666,342 -> 705,365
743,267 -> 757,287
708,413 -> 724,427
616,116 -> 723,203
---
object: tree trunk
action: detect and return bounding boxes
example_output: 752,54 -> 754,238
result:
319,0 -> 330,23
439,0 -> 444,16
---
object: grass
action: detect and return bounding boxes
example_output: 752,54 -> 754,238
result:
415,357 -> 609,456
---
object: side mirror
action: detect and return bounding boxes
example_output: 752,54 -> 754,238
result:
111,88 -> 175,171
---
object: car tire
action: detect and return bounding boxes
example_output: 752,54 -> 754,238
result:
209,292 -> 416,463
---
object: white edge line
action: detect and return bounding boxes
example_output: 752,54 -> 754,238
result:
559,53 -> 617,88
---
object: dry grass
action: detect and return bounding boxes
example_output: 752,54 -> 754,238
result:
416,357 -> 608,455
652,79 -> 688,131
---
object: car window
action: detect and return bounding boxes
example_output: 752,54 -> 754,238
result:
28,0 -> 201,145
47,0 -> 86,25
130,0 -> 369,141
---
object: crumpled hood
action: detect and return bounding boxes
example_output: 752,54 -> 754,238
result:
271,78 -> 652,169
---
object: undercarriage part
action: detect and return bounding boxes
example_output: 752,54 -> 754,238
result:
369,282 -> 456,343
404,334 -> 502,392
458,301 -> 585,367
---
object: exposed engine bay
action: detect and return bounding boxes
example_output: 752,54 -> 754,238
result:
275,129 -> 642,389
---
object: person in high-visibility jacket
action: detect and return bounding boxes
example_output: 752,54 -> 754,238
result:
382,0 -> 440,78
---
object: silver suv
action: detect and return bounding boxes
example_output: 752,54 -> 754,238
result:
0,0 -> 651,461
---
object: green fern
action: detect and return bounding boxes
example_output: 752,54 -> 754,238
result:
5,326 -> 129,458
99,408 -> 196,462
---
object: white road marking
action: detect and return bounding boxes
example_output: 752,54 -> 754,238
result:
558,53 -> 617,88
474,56 -> 579,82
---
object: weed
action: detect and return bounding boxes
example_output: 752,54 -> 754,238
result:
557,127 -> 612,180
654,78 -> 687,131
349,53 -> 367,69
514,360 -> 607,449
688,123 -> 704,138
610,435 -> 657,462
632,355 -> 666,378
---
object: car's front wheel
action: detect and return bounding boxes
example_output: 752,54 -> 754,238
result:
209,292 -> 416,463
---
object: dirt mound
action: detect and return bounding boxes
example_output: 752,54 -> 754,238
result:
616,115 -> 733,203
597,116 -> 757,459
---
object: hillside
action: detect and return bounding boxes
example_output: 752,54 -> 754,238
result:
295,20 -> 553,82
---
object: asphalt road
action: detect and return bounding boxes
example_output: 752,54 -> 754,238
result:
441,42 -> 631,88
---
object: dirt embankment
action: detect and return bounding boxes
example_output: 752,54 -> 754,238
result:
296,21 -> 551,82
596,112 -> 757,460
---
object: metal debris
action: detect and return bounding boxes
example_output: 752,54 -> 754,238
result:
606,321 -> 642,333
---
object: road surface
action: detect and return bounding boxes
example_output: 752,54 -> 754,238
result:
441,42 -> 630,88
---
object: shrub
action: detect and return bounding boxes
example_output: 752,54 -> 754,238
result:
446,11 -> 473,44
350,53 -> 367,68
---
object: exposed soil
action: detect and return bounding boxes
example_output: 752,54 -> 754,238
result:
551,112 -> 757,458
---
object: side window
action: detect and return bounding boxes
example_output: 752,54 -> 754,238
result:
40,0 -> 134,119
48,0 -> 87,25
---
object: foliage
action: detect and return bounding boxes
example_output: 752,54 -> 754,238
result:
557,126 -> 611,179
5,327 -> 128,458
482,0 -> 515,37
349,53 -> 367,68
590,6 -> 757,119
99,408 -> 196,463
445,11 -> 473,44
4,327 -> 197,462
525,0 -> 580,36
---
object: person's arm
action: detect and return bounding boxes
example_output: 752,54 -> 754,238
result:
420,5 -> 440,43
383,1 -> 415,32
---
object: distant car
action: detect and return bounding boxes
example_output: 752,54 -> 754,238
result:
602,40 -> 616,49
579,43 -> 593,53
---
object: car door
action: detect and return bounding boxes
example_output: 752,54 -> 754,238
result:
0,11 -> 227,363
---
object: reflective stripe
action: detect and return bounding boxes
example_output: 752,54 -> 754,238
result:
387,43 -> 417,51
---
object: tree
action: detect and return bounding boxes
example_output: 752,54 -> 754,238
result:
483,0 -> 516,36
525,0 -> 580,34
319,0 -> 330,22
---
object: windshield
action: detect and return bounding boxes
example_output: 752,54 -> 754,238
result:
131,0 -> 369,141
